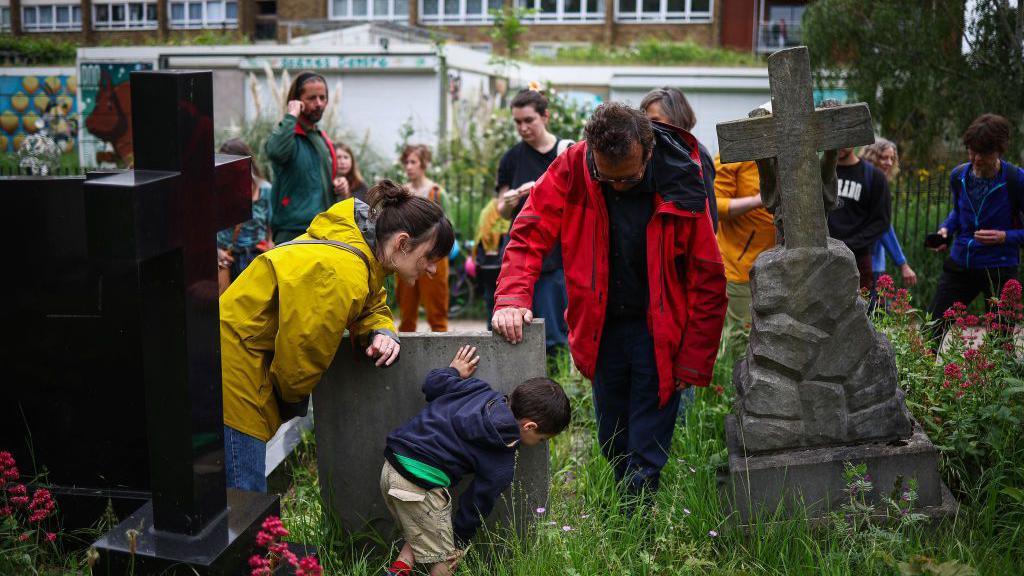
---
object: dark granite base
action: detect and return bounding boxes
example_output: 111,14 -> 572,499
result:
92,489 -> 279,575
719,415 -> 957,523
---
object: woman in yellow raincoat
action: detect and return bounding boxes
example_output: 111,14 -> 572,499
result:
220,180 -> 454,492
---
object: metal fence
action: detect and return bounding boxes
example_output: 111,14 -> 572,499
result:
2,162 -> 974,308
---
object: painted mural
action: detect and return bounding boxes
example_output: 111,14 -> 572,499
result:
79,61 -> 153,167
0,73 -> 78,157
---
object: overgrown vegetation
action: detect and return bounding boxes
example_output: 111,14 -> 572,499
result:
0,30 -> 247,66
529,39 -> 764,67
272,281 -> 1024,575
0,36 -> 77,65
804,0 -> 1024,165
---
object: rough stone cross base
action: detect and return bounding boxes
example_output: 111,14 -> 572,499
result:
719,415 -> 957,523
734,238 -> 912,452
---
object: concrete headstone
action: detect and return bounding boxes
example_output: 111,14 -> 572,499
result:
314,323 -> 549,541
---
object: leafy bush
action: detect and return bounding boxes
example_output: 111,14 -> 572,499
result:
873,275 -> 1024,509
531,39 -> 763,67
0,36 -> 77,65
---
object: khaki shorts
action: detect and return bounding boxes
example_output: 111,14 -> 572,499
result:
380,460 -> 458,564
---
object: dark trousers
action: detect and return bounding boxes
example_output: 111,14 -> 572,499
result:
927,260 -> 1019,344
592,317 -> 681,496
533,267 -> 569,354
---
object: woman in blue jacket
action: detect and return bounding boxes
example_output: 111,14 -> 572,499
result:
928,114 -> 1023,342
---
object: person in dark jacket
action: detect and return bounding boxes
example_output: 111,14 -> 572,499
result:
640,86 -> 718,231
928,113 -> 1024,345
381,345 -> 570,576
827,146 -> 892,293
491,103 -> 727,504
265,71 -> 340,243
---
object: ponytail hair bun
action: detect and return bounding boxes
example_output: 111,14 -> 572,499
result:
368,179 -> 455,263
366,179 -> 411,213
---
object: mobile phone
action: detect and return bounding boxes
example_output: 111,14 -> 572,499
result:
924,233 -> 946,249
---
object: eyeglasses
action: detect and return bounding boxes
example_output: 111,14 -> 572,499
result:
587,148 -> 652,185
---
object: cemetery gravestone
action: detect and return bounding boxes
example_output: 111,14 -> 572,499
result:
314,323 -> 549,541
2,69 -> 280,574
715,47 -> 953,521
1,147 -> 268,531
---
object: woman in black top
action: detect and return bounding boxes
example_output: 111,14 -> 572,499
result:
333,141 -> 368,202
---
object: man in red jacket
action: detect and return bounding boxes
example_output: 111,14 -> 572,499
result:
492,102 -> 727,501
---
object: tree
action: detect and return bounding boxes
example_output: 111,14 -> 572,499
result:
804,0 -> 1023,165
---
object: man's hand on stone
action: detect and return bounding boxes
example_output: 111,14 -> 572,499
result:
367,333 -> 400,367
287,100 -> 303,118
492,307 -> 533,344
450,345 -> 480,379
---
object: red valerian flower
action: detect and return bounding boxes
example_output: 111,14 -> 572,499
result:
295,556 -> 323,576
876,274 -> 895,300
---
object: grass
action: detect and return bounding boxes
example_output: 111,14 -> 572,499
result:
279,341 -> 1024,575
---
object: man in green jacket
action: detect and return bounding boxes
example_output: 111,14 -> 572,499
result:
265,71 -> 341,244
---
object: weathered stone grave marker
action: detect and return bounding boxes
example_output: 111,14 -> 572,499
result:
314,323 -> 549,541
715,47 -> 953,521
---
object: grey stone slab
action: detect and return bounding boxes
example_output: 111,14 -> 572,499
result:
313,322 -> 549,543
720,416 -> 953,523
740,363 -> 802,419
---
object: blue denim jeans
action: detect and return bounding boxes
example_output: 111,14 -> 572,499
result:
224,425 -> 267,492
533,267 -> 569,353
592,317 -> 681,496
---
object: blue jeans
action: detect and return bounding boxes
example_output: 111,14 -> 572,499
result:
224,425 -> 267,492
677,386 -> 696,424
592,317 -> 681,496
533,268 -> 569,353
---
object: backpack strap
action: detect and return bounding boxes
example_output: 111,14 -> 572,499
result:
1004,161 -> 1023,229
274,239 -> 372,293
556,139 -> 574,156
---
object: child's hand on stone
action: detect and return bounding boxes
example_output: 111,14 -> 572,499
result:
450,345 -> 480,379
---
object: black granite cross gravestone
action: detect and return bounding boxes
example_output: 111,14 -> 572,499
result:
86,70 -> 280,574
715,47 -> 875,248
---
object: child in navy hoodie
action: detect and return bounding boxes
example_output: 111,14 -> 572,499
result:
381,345 -> 571,576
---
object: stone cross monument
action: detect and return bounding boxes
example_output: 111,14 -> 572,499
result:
715,47 -> 951,521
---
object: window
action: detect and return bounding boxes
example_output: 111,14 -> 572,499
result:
330,0 -> 409,21
420,0 -> 501,24
93,2 -> 158,30
615,0 -> 711,22
0,7 -> 10,32
22,4 -> 82,32
516,0 -> 604,23
168,0 -> 238,29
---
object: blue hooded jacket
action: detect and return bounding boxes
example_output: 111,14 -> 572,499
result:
941,160 -> 1024,269
385,367 -> 520,544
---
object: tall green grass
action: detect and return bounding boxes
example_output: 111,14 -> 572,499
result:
281,339 -> 1024,575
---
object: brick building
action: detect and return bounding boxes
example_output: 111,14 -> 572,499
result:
0,0 -> 808,53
